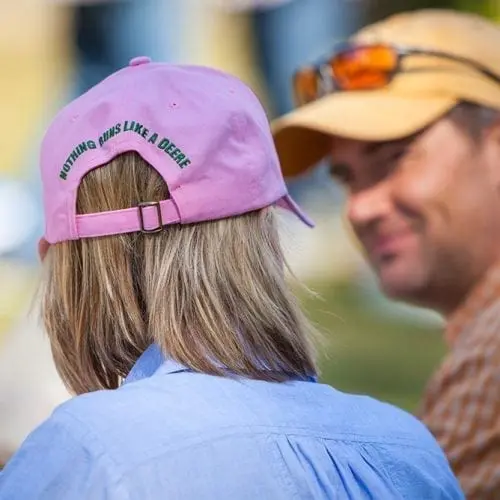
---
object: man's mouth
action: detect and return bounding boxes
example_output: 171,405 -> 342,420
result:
365,231 -> 416,262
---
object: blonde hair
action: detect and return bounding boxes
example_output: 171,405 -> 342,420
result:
41,152 -> 318,395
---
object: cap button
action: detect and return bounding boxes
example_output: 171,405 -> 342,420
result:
129,56 -> 152,67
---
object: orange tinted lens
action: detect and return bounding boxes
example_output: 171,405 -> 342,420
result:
293,68 -> 319,106
332,45 -> 398,90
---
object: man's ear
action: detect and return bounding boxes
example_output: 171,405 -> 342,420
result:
38,238 -> 50,262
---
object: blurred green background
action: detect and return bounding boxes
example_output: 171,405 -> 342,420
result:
303,280 -> 445,413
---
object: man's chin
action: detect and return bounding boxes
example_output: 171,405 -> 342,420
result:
374,258 -> 427,302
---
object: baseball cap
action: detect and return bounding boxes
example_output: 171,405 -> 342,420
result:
41,57 -> 313,244
273,9 -> 500,177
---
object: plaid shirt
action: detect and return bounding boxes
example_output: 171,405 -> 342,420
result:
420,266 -> 500,499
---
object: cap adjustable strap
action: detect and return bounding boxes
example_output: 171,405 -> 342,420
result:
75,198 -> 181,239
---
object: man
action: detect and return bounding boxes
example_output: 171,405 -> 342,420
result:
273,8 -> 500,500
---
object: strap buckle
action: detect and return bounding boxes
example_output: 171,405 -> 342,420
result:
138,201 -> 163,234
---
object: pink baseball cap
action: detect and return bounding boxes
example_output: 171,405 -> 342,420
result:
40,56 -> 313,244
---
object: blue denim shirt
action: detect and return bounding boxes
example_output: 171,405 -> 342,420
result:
0,345 -> 463,499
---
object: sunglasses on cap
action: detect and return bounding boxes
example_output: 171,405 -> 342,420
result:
293,43 -> 500,106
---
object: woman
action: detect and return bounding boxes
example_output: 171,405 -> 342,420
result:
0,58 -> 463,499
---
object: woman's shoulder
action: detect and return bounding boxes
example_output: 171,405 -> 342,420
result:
53,375 -> 437,452
5,378 -> 461,499
272,379 -> 441,448
304,384 -> 463,497
46,374 -> 442,467
52,380 -> 462,498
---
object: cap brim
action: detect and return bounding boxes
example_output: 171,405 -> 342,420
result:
276,194 -> 315,228
272,90 -> 457,177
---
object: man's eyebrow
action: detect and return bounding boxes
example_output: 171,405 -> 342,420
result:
361,135 -> 418,156
363,141 -> 386,155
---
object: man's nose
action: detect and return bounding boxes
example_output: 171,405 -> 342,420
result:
346,186 -> 391,228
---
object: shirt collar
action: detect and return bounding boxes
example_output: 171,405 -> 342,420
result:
446,263 -> 500,346
123,344 -> 189,385
123,344 -> 318,385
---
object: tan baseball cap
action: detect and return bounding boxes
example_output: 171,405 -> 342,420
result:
273,9 -> 500,177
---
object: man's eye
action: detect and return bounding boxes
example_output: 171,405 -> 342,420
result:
329,163 -> 352,185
